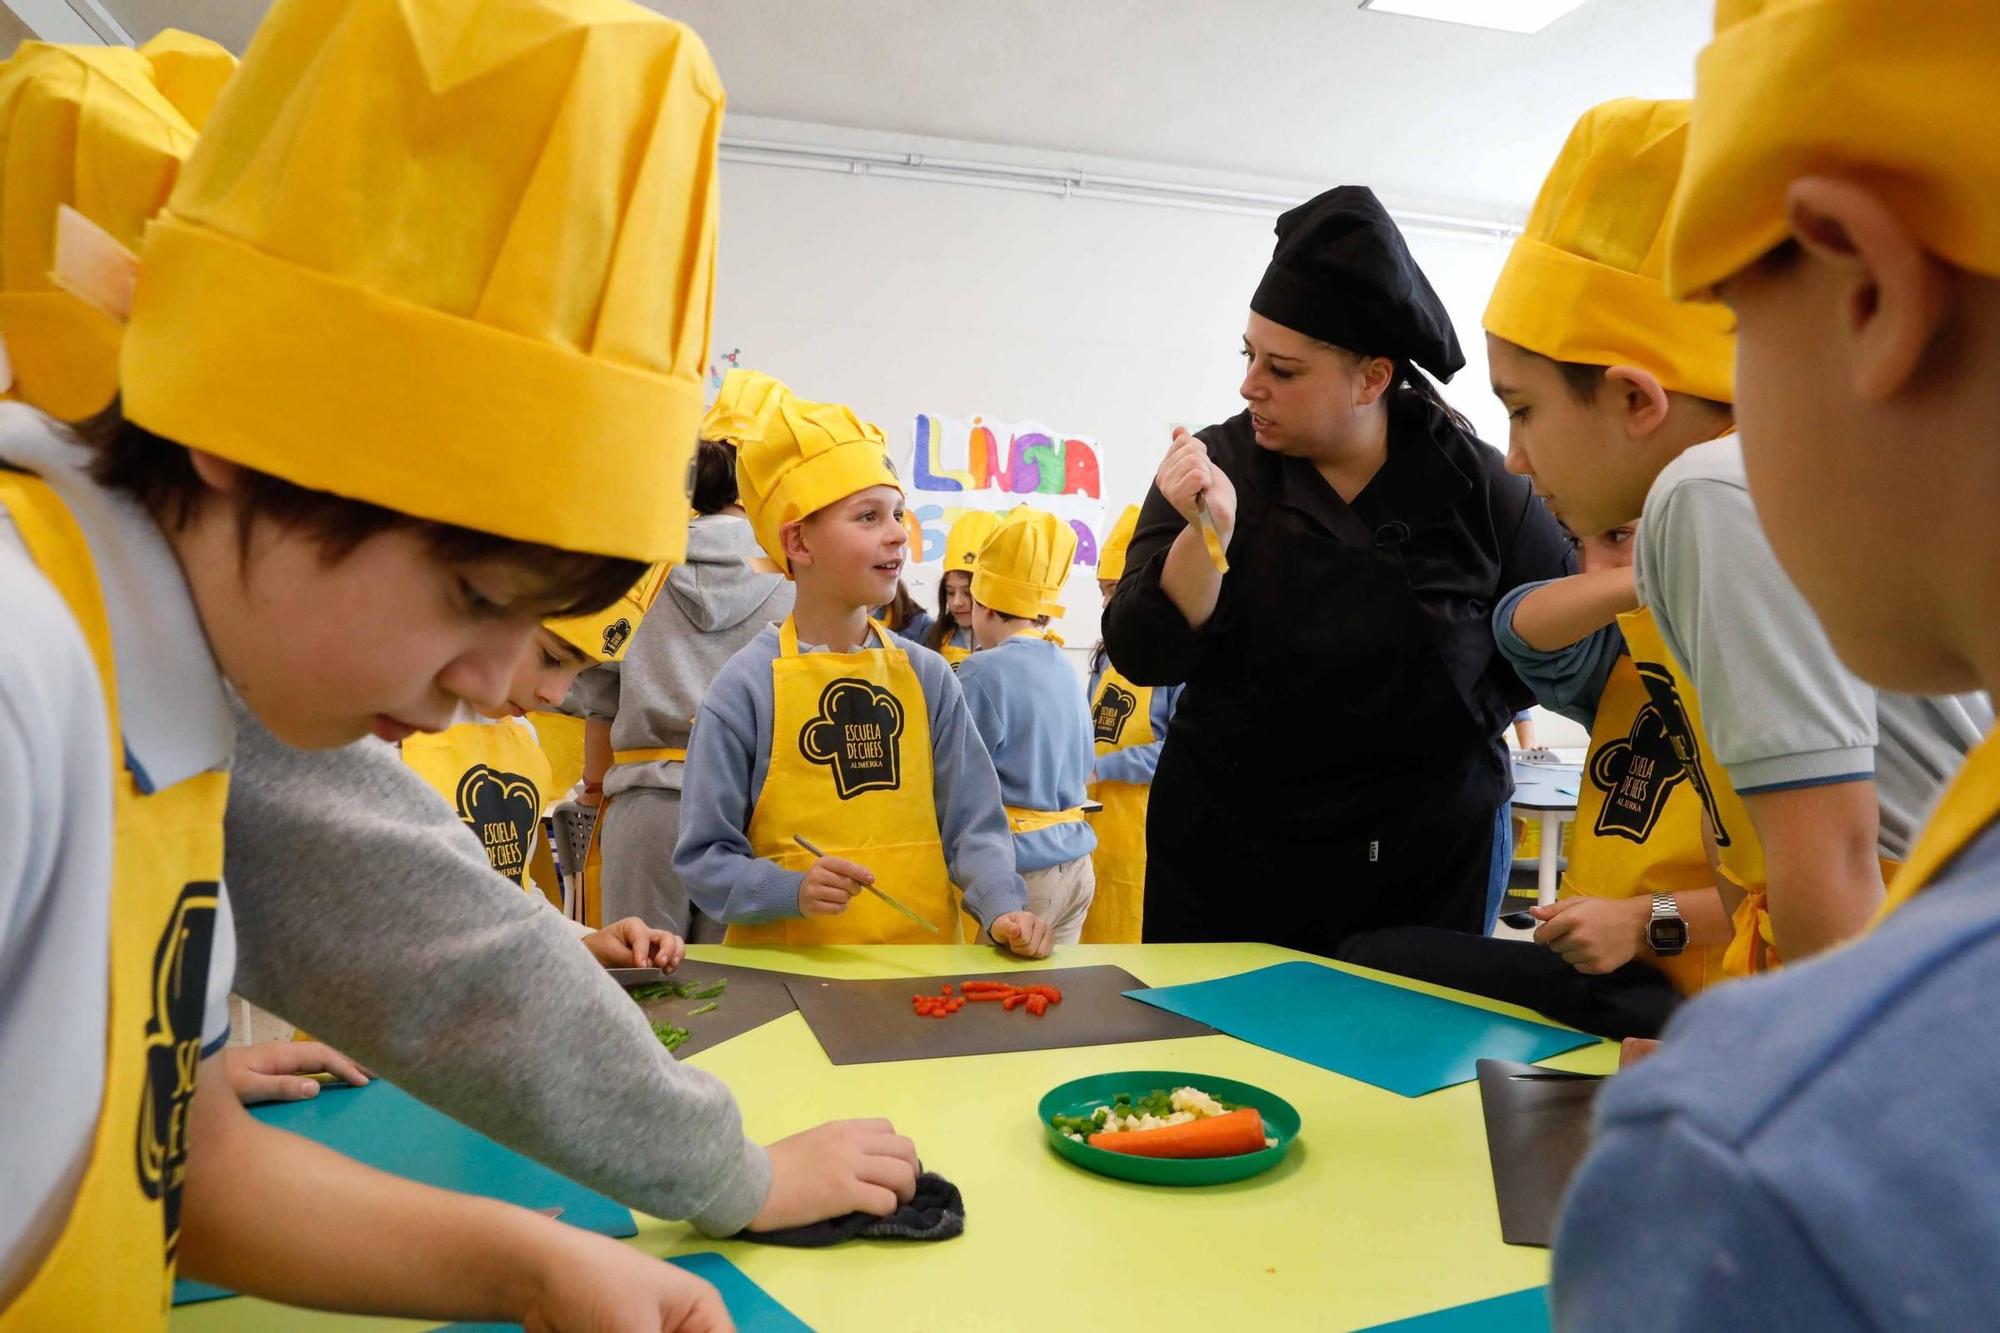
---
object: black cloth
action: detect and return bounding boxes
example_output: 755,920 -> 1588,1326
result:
1251,185 -> 1464,380
736,1171 -> 963,1247
1103,392 -> 1571,955
1337,927 -> 1685,1041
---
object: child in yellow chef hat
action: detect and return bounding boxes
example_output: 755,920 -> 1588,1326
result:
926,508 -> 1000,666
1554,4 -> 2000,1325
0,0 -> 737,1325
1082,502 -> 1183,942
676,369 -> 1053,955
956,504 -> 1099,944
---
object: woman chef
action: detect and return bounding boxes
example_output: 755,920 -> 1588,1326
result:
1102,186 -> 1571,956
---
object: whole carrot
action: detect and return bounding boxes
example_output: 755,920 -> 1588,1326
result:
1088,1108 -> 1267,1159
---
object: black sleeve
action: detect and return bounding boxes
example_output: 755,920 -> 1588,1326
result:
1100,422 -> 1239,686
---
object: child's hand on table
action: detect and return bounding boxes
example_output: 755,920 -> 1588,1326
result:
584,917 -> 687,972
747,1118 -> 920,1232
989,910 -> 1054,958
222,1040 -> 371,1105
519,1222 -> 731,1332
798,855 -> 873,917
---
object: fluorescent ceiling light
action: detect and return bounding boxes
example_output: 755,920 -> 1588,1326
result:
1359,0 -> 1592,35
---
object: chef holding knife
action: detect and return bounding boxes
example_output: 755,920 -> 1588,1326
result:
1103,186 -> 1572,957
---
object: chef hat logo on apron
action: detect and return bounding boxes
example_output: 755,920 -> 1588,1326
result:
453,765 -> 542,879
136,881 -> 220,1265
1589,703 -> 1692,844
1093,682 -> 1138,746
601,618 -> 634,657
1633,662 -> 1732,849
800,678 -> 905,800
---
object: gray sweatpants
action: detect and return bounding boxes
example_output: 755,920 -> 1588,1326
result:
600,787 -> 726,943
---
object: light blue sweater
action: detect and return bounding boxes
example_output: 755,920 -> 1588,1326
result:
673,624 -> 1026,929
955,635 -> 1098,874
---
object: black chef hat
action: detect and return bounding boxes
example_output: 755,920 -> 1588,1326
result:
1250,185 -> 1466,382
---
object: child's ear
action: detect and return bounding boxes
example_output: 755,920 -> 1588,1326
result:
1602,365 -> 1670,442
1786,175 -> 1952,403
780,519 -> 812,570
186,448 -> 245,493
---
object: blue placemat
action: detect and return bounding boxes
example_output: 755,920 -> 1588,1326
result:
1361,1285 -> 1549,1330
447,1252 -> 811,1332
1124,961 -> 1597,1097
172,1080 -> 633,1306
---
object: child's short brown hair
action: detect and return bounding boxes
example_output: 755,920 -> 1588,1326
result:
82,406 -> 644,618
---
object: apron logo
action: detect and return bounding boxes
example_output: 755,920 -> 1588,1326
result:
800,677 -> 905,799
454,764 -> 543,878
1620,661 -> 1731,847
601,617 -> 633,657
1093,682 -> 1138,745
135,881 -> 220,1266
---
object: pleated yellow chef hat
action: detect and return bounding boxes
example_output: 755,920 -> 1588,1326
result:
0,31 -> 232,421
1484,98 -> 1736,404
119,0 -> 725,565
545,561 -> 669,663
703,367 -> 898,575
1095,504 -> 1142,582
1666,0 -> 2000,299
941,510 -> 1000,576
973,506 -> 1076,620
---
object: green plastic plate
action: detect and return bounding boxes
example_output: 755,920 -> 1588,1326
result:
1038,1069 -> 1301,1186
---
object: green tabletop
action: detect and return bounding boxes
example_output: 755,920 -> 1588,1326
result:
172,943 -> 1614,1332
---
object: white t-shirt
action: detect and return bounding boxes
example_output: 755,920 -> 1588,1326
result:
0,404 -> 235,1298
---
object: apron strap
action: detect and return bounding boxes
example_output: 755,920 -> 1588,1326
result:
0,469 -> 122,765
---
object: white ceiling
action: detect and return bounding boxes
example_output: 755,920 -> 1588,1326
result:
102,0 -> 1708,221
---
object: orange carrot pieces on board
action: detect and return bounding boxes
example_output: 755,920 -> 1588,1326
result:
1088,1108 -> 1267,1159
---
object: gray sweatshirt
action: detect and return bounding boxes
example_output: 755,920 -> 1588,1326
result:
570,514 -> 793,798
221,698 -> 771,1235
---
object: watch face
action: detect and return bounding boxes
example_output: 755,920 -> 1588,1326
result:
1649,918 -> 1690,952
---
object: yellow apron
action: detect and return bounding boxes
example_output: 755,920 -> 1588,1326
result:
522,709 -> 586,898
401,718 -> 553,900
939,626 -> 973,670
1875,731 -> 2000,922
1616,608 -> 1771,976
729,616 -> 959,945
0,472 -> 229,1330
1563,611 -> 1729,994
1082,663 -> 1154,943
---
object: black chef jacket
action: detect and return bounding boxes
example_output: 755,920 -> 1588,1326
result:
1102,390 -> 1572,951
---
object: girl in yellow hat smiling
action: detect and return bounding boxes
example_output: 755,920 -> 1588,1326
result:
927,508 -> 1002,667
676,370 -> 1053,955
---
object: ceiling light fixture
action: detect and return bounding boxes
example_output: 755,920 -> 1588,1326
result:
1359,0 -> 1592,36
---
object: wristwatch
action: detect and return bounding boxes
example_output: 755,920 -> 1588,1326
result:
1646,893 -> 1689,957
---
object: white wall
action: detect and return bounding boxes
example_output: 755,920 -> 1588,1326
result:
711,121 -> 1519,657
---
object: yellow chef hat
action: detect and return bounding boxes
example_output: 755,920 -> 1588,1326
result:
544,561 -> 669,663
0,32 -> 231,421
1666,0 -> 2000,299
1095,504 -> 1142,582
1484,98 -> 1736,403
941,510 -> 1001,576
972,506 -> 1076,620
703,368 -> 898,575
119,0 -> 725,565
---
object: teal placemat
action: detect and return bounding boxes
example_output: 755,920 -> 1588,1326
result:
1125,961 -> 1597,1097
172,1081 -> 633,1305
1362,1285 -> 1549,1330
447,1252 -> 811,1331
